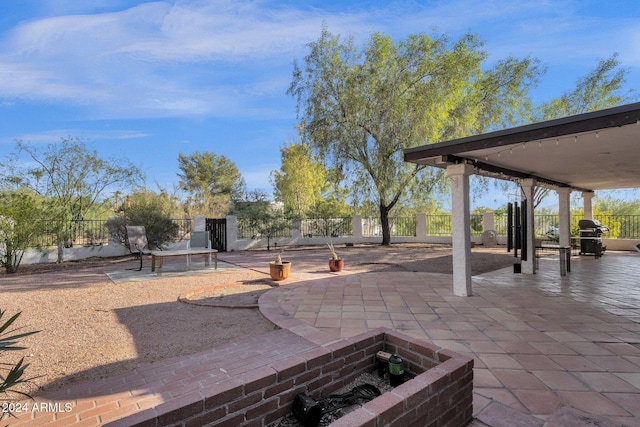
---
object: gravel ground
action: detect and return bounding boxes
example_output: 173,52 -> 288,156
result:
0,244 -> 515,398
0,257 -> 278,397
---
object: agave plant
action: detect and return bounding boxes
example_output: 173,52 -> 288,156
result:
0,309 -> 39,416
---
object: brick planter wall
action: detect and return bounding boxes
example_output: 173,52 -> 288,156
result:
106,328 -> 473,427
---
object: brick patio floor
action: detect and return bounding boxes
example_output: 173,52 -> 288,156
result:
235,250 -> 640,426
5,249 -> 640,426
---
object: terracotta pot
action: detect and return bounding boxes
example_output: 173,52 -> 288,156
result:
329,259 -> 344,272
269,261 -> 291,281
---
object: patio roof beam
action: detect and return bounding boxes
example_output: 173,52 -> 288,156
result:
441,155 -> 591,192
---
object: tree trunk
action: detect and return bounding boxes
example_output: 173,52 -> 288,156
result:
380,202 -> 391,246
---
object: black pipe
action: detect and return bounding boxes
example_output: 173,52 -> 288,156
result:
507,203 -> 513,253
521,199 -> 527,262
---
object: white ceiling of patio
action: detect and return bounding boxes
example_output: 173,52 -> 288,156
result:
404,102 -> 640,192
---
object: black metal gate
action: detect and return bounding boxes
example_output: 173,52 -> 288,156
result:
205,218 -> 227,252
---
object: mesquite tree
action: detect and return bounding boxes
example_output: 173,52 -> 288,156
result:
289,28 -> 541,244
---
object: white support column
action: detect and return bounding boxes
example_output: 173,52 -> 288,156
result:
415,213 -> 426,238
226,215 -> 238,251
519,179 -> 536,275
447,163 -> 473,296
582,191 -> 595,220
352,215 -> 363,239
557,187 -> 572,247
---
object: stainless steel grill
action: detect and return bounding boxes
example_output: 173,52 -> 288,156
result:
578,219 -> 609,257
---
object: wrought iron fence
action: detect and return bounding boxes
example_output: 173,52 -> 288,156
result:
23,214 -> 640,249
422,214 -> 484,236
425,215 -> 452,236
237,217 -> 293,240
495,215 -> 508,236
535,215 -> 559,237
362,217 -> 416,237
494,214 -> 640,239
391,216 -> 417,236
28,218 -> 192,249
32,219 -> 110,247
593,215 -> 640,239
301,217 -> 352,238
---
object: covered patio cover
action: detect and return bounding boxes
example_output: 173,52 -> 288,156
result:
404,102 -> 640,295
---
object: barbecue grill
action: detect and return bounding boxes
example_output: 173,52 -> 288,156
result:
578,219 -> 609,257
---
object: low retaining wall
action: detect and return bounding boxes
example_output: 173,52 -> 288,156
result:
107,328 -> 473,427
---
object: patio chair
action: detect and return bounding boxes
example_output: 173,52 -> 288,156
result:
189,230 -> 210,249
126,225 -> 161,271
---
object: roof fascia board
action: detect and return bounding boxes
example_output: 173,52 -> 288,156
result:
404,102 -> 640,162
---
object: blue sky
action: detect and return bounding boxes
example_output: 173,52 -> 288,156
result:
1,0 -> 639,208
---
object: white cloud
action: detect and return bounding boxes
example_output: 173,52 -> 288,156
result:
4,129 -> 151,145
0,0 -> 373,119
0,0 -> 637,121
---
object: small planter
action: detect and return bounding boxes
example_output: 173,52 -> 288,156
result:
269,261 -> 291,281
329,259 -> 344,272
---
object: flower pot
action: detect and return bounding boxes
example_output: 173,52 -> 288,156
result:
269,261 -> 291,281
329,259 -> 344,272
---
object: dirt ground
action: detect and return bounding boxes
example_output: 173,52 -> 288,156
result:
0,244 -> 516,397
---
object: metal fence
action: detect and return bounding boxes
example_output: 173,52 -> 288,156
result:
494,214 -> 640,239
28,218 -> 192,248
237,217 -> 293,240
593,215 -> 640,239
495,215 -> 509,236
32,219 -> 110,247
301,217 -> 352,238
421,214 -> 484,236
24,214 -> 640,249
425,215 -> 452,236
362,217 -> 417,237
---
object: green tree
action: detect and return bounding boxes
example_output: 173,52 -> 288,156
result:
536,54 -> 634,121
595,194 -> 640,216
0,190 -> 48,273
289,28 -> 541,245
177,152 -> 245,217
230,190 -> 289,250
271,143 -> 327,217
4,138 -> 139,262
308,167 -> 352,219
110,189 -> 182,248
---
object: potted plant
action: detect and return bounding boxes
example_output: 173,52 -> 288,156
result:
269,253 -> 291,281
327,242 -> 344,272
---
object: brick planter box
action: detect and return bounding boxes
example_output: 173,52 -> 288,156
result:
107,328 -> 473,427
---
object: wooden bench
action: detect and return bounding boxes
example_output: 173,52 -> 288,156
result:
149,249 -> 218,275
126,226 -> 218,274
